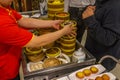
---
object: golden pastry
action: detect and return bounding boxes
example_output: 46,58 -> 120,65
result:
102,74 -> 110,80
83,69 -> 92,76
90,66 -> 99,74
95,76 -> 103,80
76,71 -> 85,79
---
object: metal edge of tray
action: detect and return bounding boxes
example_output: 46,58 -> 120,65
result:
21,40 -> 96,79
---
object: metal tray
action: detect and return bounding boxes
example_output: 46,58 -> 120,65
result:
21,40 -> 96,80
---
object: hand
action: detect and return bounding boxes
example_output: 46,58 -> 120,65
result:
52,20 -> 64,30
82,6 -> 96,19
62,23 -> 76,36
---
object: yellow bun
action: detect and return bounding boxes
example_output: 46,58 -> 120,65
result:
76,71 -> 85,79
102,74 -> 110,80
95,76 -> 103,80
83,69 -> 92,76
90,66 -> 99,74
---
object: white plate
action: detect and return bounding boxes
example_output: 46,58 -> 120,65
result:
51,76 -> 70,80
68,64 -> 106,80
87,72 -> 116,80
27,61 -> 44,72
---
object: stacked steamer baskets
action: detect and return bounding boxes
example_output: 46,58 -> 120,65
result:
47,0 -> 64,20
54,12 -> 70,46
55,11 -> 70,20
60,20 -> 77,57
24,47 -> 45,62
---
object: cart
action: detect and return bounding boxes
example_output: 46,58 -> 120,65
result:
51,55 -> 120,80
21,40 -> 96,80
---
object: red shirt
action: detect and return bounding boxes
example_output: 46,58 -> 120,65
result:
0,7 -> 33,79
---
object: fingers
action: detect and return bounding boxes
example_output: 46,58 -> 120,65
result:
82,6 -> 95,19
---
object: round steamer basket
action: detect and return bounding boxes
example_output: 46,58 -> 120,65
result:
47,0 -> 64,8
60,20 -> 77,31
60,35 -> 76,44
27,51 -> 45,62
45,47 -> 61,58
48,14 -> 55,20
24,47 -> 45,62
48,8 -> 64,14
25,47 -> 43,56
61,47 -> 75,57
55,12 -> 70,20
61,42 -> 76,49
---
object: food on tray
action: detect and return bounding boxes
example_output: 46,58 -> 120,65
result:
43,58 -> 61,68
45,47 -> 61,58
94,74 -> 110,80
95,76 -> 103,80
83,69 -> 92,76
69,64 -> 107,80
28,62 -> 43,72
90,66 -> 99,74
101,74 -> 110,80
76,71 -> 85,79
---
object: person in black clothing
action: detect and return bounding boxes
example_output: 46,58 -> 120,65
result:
64,0 -> 95,42
82,0 -> 120,71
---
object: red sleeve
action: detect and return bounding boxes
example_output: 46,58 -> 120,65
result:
12,9 -> 22,20
0,23 -> 33,47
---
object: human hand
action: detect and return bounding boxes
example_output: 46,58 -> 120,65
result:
82,6 -> 96,19
52,20 -> 64,30
62,23 -> 76,36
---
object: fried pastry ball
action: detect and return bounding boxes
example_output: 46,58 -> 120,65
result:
83,69 -> 92,76
90,66 -> 99,74
76,71 -> 85,79
95,76 -> 103,80
102,74 -> 110,80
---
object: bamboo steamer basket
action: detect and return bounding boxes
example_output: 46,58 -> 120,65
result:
55,12 -> 70,20
60,35 -> 76,44
47,0 -> 64,8
48,8 -> 64,14
24,47 -> 45,62
48,14 -> 55,20
60,20 -> 77,31
61,47 -> 75,57
45,47 -> 61,58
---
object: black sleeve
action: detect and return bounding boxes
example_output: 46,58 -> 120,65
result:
84,9 -> 119,47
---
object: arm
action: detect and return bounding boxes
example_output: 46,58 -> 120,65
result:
24,24 -> 76,47
17,17 -> 62,29
82,6 -> 119,46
